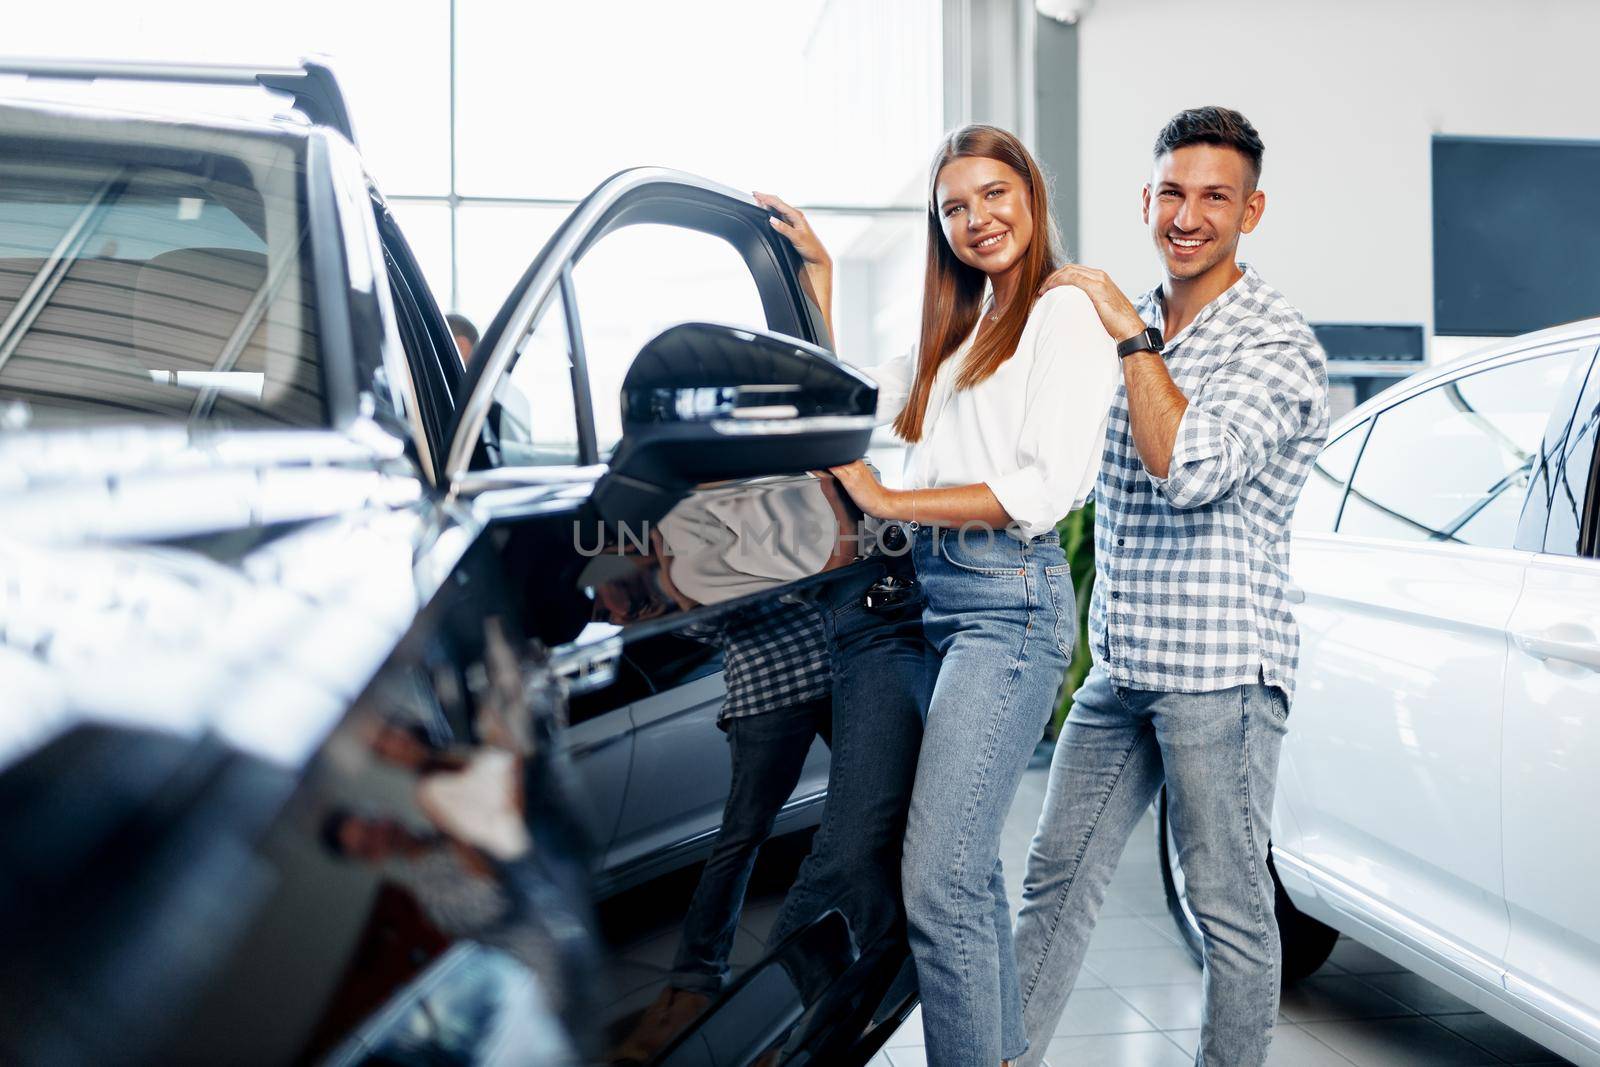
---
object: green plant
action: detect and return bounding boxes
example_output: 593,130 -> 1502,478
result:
1051,500 -> 1095,737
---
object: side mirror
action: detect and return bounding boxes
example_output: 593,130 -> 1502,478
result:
588,322 -> 877,526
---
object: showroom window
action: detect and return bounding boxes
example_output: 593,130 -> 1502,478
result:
4,0 -> 942,411
569,224 -> 768,457
1292,421 -> 1369,534
1338,350 -> 1577,547
403,0 -> 934,378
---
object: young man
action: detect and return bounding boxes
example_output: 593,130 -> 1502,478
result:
1010,107 -> 1329,1067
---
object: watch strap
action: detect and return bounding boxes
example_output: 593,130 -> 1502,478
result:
1116,327 -> 1163,359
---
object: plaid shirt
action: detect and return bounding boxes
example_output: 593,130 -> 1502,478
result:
1089,265 -> 1329,701
688,598 -> 831,725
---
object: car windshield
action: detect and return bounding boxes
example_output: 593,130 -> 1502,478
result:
0,109 -> 326,430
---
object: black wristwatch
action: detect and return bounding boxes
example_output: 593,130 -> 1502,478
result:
1115,326 -> 1164,359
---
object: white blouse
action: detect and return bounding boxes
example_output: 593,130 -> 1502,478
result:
860,285 -> 1120,540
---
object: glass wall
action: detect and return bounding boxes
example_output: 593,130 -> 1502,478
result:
8,0 -> 941,383
431,0 -> 940,374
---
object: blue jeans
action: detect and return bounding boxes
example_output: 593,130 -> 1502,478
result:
901,525 -> 1074,1067
670,697 -> 831,993
769,553 -> 928,966
1012,665 -> 1289,1067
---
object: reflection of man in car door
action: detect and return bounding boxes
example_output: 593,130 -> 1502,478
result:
612,596 -> 834,1060
610,477 -> 839,1059
447,312 -> 478,365
611,473 -> 929,1060
1011,107 -> 1330,1067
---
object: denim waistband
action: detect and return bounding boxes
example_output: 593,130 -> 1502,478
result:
899,521 -> 1060,545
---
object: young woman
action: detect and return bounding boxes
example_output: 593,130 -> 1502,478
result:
755,126 -> 1120,1067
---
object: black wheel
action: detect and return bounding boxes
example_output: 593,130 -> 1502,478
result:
1155,785 -> 1338,984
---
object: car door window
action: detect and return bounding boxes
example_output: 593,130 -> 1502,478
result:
451,175 -> 827,483
1532,349 -> 1600,556
1292,421 -> 1368,534
569,223 -> 767,457
490,293 -> 582,466
1339,350 -> 1578,547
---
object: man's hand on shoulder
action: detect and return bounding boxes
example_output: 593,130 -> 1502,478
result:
1038,265 -> 1147,341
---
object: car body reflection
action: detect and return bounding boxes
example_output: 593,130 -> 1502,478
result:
570,473 -> 927,1064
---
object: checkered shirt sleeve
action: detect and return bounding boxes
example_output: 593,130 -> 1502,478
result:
1147,339 -> 1326,510
1089,266 -> 1329,701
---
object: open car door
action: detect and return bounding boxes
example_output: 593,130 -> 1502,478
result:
439,169 -> 919,1065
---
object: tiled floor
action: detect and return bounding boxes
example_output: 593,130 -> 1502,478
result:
868,766 -> 1572,1067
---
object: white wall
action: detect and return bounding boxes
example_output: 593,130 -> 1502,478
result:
1074,0 -> 1600,349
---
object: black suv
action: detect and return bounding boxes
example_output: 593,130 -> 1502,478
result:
0,60 -> 919,1065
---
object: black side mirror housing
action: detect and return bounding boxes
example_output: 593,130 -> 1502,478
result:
588,322 -> 877,526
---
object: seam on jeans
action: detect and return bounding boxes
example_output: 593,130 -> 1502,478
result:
1022,547 -> 1033,652
1238,687 -> 1276,990
1019,723 -> 1148,1004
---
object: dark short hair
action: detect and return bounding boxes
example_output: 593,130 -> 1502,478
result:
320,808 -> 354,856
1153,107 -> 1264,188
445,312 -> 479,347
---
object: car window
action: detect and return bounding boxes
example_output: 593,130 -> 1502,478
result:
0,129 -> 325,429
1292,421 -> 1367,534
1339,350 -> 1578,547
569,223 -> 767,457
490,292 -> 582,466
1539,351 -> 1600,556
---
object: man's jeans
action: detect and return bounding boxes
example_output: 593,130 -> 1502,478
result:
1012,665 -> 1289,1067
769,553 -> 928,962
669,696 -> 831,993
901,526 -> 1074,1067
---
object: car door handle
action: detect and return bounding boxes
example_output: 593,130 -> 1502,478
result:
1285,584 -> 1306,605
1512,625 -> 1600,673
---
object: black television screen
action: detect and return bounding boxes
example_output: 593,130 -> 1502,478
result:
1310,322 -> 1425,363
1433,135 -> 1600,337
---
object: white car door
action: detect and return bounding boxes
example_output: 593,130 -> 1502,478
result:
1500,345 -> 1600,1042
1282,344 -> 1580,972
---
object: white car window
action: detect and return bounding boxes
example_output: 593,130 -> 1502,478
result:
1339,350 -> 1577,547
491,293 -> 582,466
1292,422 -> 1367,534
570,224 -> 767,458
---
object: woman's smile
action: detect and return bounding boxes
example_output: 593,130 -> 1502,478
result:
971,229 -> 1010,255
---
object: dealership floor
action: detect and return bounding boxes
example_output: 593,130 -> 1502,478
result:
867,765 -> 1573,1067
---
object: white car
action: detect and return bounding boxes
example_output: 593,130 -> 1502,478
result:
1157,318 -> 1600,1066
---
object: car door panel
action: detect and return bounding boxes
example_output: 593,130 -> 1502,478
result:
609,672 -> 733,871
1502,556 -> 1600,1026
561,707 -> 635,861
448,169 -> 916,1063
1283,349 -> 1582,968
1500,349 -> 1600,1042
606,671 -> 831,884
1288,533 -> 1520,963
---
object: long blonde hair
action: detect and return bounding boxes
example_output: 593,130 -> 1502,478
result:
894,124 -> 1062,442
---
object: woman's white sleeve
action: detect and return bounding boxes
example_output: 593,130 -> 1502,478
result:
985,287 -> 1120,533
852,349 -> 916,425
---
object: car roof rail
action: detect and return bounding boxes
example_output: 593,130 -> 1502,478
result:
0,56 -> 358,146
